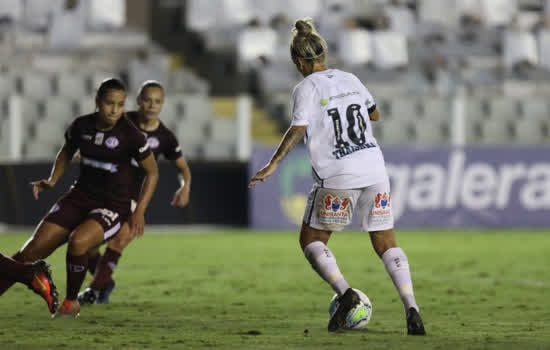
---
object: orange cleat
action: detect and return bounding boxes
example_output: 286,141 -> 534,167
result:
28,260 -> 59,315
53,299 -> 81,318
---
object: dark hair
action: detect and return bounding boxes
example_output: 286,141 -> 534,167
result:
137,80 -> 164,99
96,78 -> 126,100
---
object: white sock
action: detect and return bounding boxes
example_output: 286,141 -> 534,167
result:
382,247 -> 419,312
304,241 -> 350,296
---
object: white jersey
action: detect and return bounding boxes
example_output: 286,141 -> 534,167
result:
291,69 -> 388,189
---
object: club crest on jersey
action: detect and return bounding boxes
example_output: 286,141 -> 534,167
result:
147,136 -> 160,149
105,136 -> 119,149
94,132 -> 104,145
318,194 -> 352,228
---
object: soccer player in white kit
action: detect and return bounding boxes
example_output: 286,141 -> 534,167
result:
249,18 -> 426,335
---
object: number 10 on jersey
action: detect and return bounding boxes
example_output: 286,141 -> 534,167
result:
328,104 -> 368,149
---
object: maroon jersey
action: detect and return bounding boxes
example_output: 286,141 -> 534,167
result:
126,111 -> 183,199
64,113 -> 152,205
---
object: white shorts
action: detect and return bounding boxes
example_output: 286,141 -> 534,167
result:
302,181 -> 394,232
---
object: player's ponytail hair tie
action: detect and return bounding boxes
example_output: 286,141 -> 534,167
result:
290,17 -> 328,61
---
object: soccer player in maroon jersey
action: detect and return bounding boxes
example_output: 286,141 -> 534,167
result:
79,80 -> 192,305
0,253 -> 59,313
0,78 -> 159,317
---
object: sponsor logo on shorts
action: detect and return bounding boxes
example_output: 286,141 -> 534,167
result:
105,136 -> 119,149
373,192 -> 391,216
318,195 -> 352,226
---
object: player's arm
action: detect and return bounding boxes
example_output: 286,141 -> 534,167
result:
30,143 -> 74,200
130,153 -> 159,237
170,156 -> 192,207
249,125 -> 306,188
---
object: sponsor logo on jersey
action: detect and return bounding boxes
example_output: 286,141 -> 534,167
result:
329,91 -> 360,102
105,136 -> 119,149
82,134 -> 92,141
94,132 -> 104,145
81,156 -> 118,173
147,136 -> 160,149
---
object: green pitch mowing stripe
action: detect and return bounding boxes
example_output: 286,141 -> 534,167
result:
0,230 -> 548,349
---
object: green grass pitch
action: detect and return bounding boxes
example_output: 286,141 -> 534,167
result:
0,229 -> 548,349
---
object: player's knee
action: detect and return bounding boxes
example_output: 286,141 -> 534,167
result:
68,233 -> 90,255
108,235 -> 131,251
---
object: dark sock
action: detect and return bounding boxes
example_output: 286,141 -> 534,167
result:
90,248 -> 120,290
66,253 -> 88,301
0,252 -> 24,295
0,253 -> 34,285
88,251 -> 101,276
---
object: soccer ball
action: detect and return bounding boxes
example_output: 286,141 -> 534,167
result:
328,288 -> 373,330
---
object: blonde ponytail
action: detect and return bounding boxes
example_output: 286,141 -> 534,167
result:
290,17 -> 328,61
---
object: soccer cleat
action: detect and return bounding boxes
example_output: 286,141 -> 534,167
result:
53,299 -> 80,318
77,287 -> 99,305
328,288 -> 361,332
28,260 -> 59,314
406,307 -> 426,335
97,280 -> 116,304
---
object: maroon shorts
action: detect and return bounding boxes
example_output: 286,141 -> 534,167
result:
44,188 -> 131,241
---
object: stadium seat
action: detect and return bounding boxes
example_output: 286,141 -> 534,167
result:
76,97 -> 96,116
32,117 -> 66,144
0,73 -> 15,98
207,119 -> 237,144
514,119 -> 550,144
480,119 -> 515,144
487,97 -> 520,122
421,98 -> 452,120
203,142 -> 236,160
44,97 -> 77,122
519,97 -> 549,121
372,31 -> 409,70
18,72 -> 54,98
176,120 -> 208,145
180,95 -> 214,123
414,119 -> 450,144
389,97 -> 421,121
55,73 -> 89,99
24,140 -> 59,160
380,119 -> 415,145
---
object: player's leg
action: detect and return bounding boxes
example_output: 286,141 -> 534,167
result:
87,246 -> 101,276
80,222 -> 132,304
300,224 -> 350,295
55,219 -> 106,317
361,182 -> 425,335
301,185 -> 361,331
0,254 -> 59,313
0,221 -> 69,295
